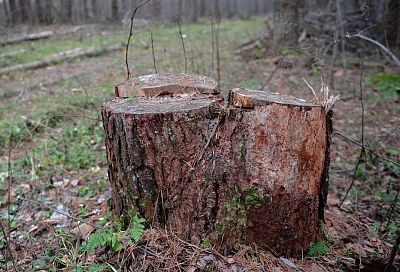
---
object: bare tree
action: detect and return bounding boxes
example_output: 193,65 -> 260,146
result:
273,0 -> 300,50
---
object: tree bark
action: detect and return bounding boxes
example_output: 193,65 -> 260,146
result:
273,0 -> 300,50
102,75 -> 332,257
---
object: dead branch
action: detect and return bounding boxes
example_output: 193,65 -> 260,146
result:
385,230 -> 400,272
344,33 -> 400,66
125,0 -> 152,80
176,17 -> 188,74
0,44 -> 124,75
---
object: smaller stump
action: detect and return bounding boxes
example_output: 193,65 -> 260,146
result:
102,75 -> 332,257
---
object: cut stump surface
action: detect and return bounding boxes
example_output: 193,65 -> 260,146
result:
102,75 -> 332,257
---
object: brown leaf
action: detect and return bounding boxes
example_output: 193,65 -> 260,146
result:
70,223 -> 95,239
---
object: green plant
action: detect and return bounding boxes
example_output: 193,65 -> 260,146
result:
365,72 -> 400,101
307,241 -> 330,257
82,214 -> 146,254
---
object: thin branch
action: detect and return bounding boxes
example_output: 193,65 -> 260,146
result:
333,131 -> 400,167
339,51 -> 366,208
210,16 -> 215,78
261,53 -> 288,91
339,148 -> 365,207
125,0 -> 152,80
0,219 -> 18,272
214,0 -> 221,88
150,32 -> 157,74
176,17 -> 187,74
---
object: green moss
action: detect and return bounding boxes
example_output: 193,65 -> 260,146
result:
217,186 -> 265,237
190,121 -> 198,132
201,238 -> 212,250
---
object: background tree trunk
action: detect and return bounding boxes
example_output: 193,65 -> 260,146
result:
386,0 -> 400,50
8,0 -> 20,25
273,0 -> 300,50
19,0 -> 29,23
102,74 -> 331,257
111,0 -> 118,21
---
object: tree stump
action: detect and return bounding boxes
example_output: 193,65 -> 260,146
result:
101,74 -> 332,257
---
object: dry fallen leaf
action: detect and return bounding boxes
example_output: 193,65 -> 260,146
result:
70,223 -> 95,239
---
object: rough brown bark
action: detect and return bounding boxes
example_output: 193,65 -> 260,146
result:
102,77 -> 331,257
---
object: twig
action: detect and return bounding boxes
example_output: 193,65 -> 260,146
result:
384,230 -> 400,272
210,16 -> 215,78
176,17 -> 187,74
260,53 -> 288,90
7,118 -> 15,256
125,0 -> 152,80
71,73 -> 98,112
339,51 -> 366,208
19,197 -> 102,229
333,131 -> 400,167
0,219 -> 18,272
150,32 -> 157,74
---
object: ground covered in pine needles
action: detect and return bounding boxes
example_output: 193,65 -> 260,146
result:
0,17 -> 399,271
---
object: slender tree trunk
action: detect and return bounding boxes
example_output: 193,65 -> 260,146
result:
3,0 -> 10,25
9,0 -> 20,25
152,0 -> 161,20
19,0 -> 29,23
386,0 -> 400,50
61,0 -> 72,23
44,0 -> 52,24
273,0 -> 300,50
192,0 -> 198,23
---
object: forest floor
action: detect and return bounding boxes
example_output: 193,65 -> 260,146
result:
0,18 -> 399,272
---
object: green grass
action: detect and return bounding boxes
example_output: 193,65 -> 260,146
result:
365,72 -> 400,101
0,33 -> 127,68
0,18 -> 263,70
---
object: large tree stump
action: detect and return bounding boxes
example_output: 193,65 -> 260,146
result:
101,74 -> 332,257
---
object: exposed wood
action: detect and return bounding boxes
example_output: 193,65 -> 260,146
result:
102,76 -> 331,257
115,73 -> 220,98
0,31 -> 53,46
0,44 -> 124,75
